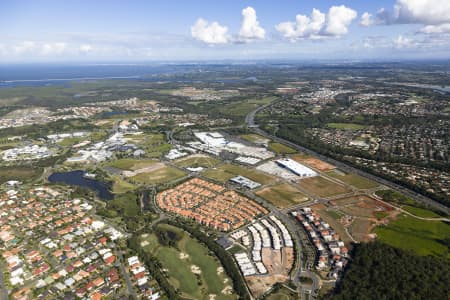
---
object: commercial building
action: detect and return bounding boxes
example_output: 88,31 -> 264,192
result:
276,158 -> 317,178
229,176 -> 261,189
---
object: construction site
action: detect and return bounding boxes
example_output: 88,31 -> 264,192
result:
230,216 -> 295,298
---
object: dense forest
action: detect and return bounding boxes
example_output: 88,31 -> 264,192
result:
326,242 -> 450,300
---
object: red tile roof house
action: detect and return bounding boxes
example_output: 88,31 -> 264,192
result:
107,268 -> 120,287
91,292 -> 102,300
104,255 -> 116,265
93,277 -> 105,288
75,287 -> 86,298
86,281 -> 95,292
65,265 -> 75,273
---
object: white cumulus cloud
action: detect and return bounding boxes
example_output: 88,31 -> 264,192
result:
325,5 -> 358,36
238,6 -> 265,42
79,44 -> 92,53
13,41 -> 37,55
360,12 -> 374,26
419,23 -> 450,34
191,18 -> 230,44
395,0 -> 450,25
41,42 -> 67,55
393,35 -> 415,48
364,0 -> 450,33
276,6 -> 357,41
275,9 -> 325,41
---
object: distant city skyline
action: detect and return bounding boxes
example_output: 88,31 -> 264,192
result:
1,0 -> 449,62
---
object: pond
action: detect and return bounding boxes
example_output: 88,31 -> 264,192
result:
48,170 -> 113,200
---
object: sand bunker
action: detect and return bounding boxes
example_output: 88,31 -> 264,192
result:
122,162 -> 165,177
191,265 -> 202,274
222,286 -> 233,295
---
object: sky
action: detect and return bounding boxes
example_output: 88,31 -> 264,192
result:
0,0 -> 449,62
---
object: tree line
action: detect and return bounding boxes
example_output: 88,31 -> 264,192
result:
324,242 -> 450,300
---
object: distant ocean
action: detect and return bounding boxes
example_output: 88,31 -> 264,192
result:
0,64 -> 188,88
0,63 -> 261,88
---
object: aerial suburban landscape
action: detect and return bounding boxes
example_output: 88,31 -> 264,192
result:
0,1 -> 449,300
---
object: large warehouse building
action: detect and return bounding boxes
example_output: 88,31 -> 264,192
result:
275,158 -> 318,178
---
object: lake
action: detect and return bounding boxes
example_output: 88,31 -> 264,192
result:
48,170 -> 113,200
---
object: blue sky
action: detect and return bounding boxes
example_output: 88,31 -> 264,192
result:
0,0 -> 449,61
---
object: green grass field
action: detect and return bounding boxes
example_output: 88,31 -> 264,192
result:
239,134 -> 270,144
374,211 -> 390,220
106,158 -> 159,171
327,123 -> 368,130
57,137 -> 85,147
256,183 -> 308,208
0,141 -> 19,151
140,224 -> 235,300
375,190 -> 446,218
203,163 -> 276,185
110,175 -> 136,194
218,96 -> 277,117
146,143 -> 172,158
0,166 -> 42,184
325,209 -> 345,220
187,101 -> 203,106
202,168 -> 235,182
130,166 -> 186,185
375,189 -> 417,206
266,287 -> 300,300
109,192 -> 140,217
268,142 -> 297,154
401,205 -> 442,218
298,176 -> 352,198
373,214 -> 450,257
129,133 -> 171,158
327,171 -> 379,190
89,130 -> 109,142
174,155 -> 220,169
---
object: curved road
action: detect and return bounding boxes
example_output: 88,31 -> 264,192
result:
246,101 -> 450,215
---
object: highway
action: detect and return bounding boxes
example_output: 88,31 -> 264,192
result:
245,101 -> 450,215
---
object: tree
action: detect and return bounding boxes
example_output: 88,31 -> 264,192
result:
325,242 -> 450,300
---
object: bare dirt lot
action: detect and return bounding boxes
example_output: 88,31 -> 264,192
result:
298,176 -> 352,198
244,247 -> 293,298
246,274 -> 289,299
256,183 -> 308,208
314,195 -> 396,242
122,162 -> 165,177
333,195 -> 394,218
301,157 -> 336,172
349,219 -> 373,242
